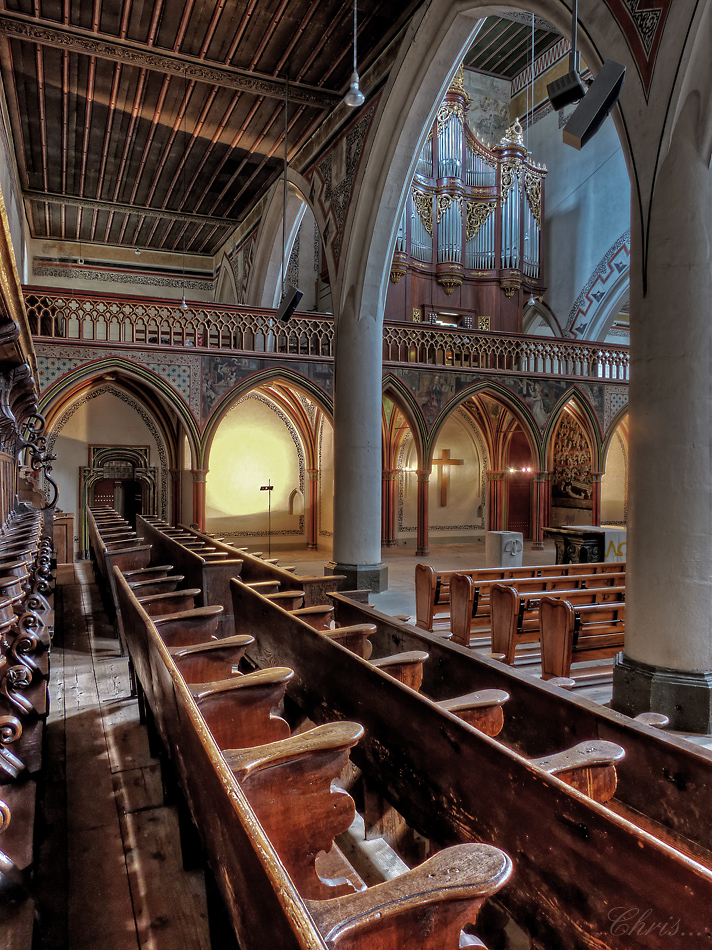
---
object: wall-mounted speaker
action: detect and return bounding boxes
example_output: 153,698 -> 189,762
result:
276,284 -> 303,322
563,60 -> 625,150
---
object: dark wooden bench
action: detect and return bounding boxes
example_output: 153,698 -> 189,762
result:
172,521 -> 345,607
490,583 -> 625,665
416,560 -> 626,633
135,515 -> 242,637
450,568 -> 626,646
112,566 -> 513,949
231,581 -> 712,950
539,595 -> 627,681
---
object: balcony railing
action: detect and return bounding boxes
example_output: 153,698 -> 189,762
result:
26,289 -> 629,382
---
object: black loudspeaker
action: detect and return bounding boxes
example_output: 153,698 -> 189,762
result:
547,68 -> 587,111
563,60 -> 626,149
276,284 -> 303,322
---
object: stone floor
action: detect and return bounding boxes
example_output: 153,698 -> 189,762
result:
35,543 -> 712,949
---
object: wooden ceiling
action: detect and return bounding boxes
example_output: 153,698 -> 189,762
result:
0,4 -> 562,259
0,0 -> 423,256
465,14 -> 560,80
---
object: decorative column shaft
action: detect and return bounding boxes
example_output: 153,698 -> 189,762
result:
191,469 -> 207,532
415,470 -> 430,556
486,471 -> 505,531
612,98 -> 712,730
381,470 -> 397,547
307,469 -> 318,551
328,308 -> 387,591
170,468 -> 181,526
531,471 -> 549,550
590,472 -> 603,526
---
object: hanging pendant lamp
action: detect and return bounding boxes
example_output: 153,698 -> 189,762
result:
343,0 -> 364,108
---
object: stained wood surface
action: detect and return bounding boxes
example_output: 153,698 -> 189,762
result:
329,592 -> 712,852
234,581 -> 712,949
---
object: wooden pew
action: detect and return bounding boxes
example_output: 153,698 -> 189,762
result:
113,567 -> 513,949
415,560 -> 625,633
327,592 -> 712,859
172,522 -> 345,607
450,569 -> 625,647
135,515 -> 242,636
233,580 -> 712,950
539,595 -> 627,680
489,583 -> 625,665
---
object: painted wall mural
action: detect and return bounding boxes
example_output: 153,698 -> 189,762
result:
392,365 -> 625,440
201,355 -> 333,419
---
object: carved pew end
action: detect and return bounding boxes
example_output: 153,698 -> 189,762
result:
634,711 -> 670,729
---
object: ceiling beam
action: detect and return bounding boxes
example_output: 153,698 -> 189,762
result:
23,190 -> 240,229
0,10 -> 339,108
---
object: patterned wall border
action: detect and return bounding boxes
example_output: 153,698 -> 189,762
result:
567,230 -> 630,337
218,392 -> 305,537
46,383 -> 168,518
603,0 -> 672,98
32,259 -> 217,292
34,342 -> 200,419
306,102 -> 377,273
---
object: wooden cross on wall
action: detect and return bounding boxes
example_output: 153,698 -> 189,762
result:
432,449 -> 464,507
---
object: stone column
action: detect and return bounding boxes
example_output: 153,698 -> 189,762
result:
381,470 -> 397,547
612,98 -> 712,731
306,469 -> 318,550
415,470 -> 430,556
326,309 -> 387,591
191,469 -> 207,532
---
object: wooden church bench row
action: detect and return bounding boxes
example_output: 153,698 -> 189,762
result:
135,515 -> 242,638
233,581 -> 712,950
488,581 -> 626,667
169,518 -> 346,606
539,594 -> 628,680
414,560 -> 625,634
112,565 -> 513,950
449,567 -> 626,647
327,592 -> 712,859
0,506 -> 56,950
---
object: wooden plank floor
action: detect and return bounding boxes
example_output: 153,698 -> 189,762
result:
35,562 -> 210,950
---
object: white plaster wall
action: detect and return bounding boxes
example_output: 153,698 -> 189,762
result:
398,414 -> 485,542
464,69 -> 511,148
206,397 -> 305,542
318,419 -> 334,543
51,391 -> 163,556
294,208 -> 320,313
601,430 -> 627,523
527,105 -> 630,334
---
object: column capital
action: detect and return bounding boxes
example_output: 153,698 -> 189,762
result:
486,470 -> 505,481
306,469 -> 319,480
416,469 -> 430,483
191,469 -> 208,482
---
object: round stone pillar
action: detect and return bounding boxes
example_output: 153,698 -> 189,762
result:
612,98 -> 712,731
326,308 -> 387,592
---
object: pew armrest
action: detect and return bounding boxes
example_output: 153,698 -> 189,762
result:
437,689 -> 510,737
306,843 -> 512,949
225,721 -> 364,900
